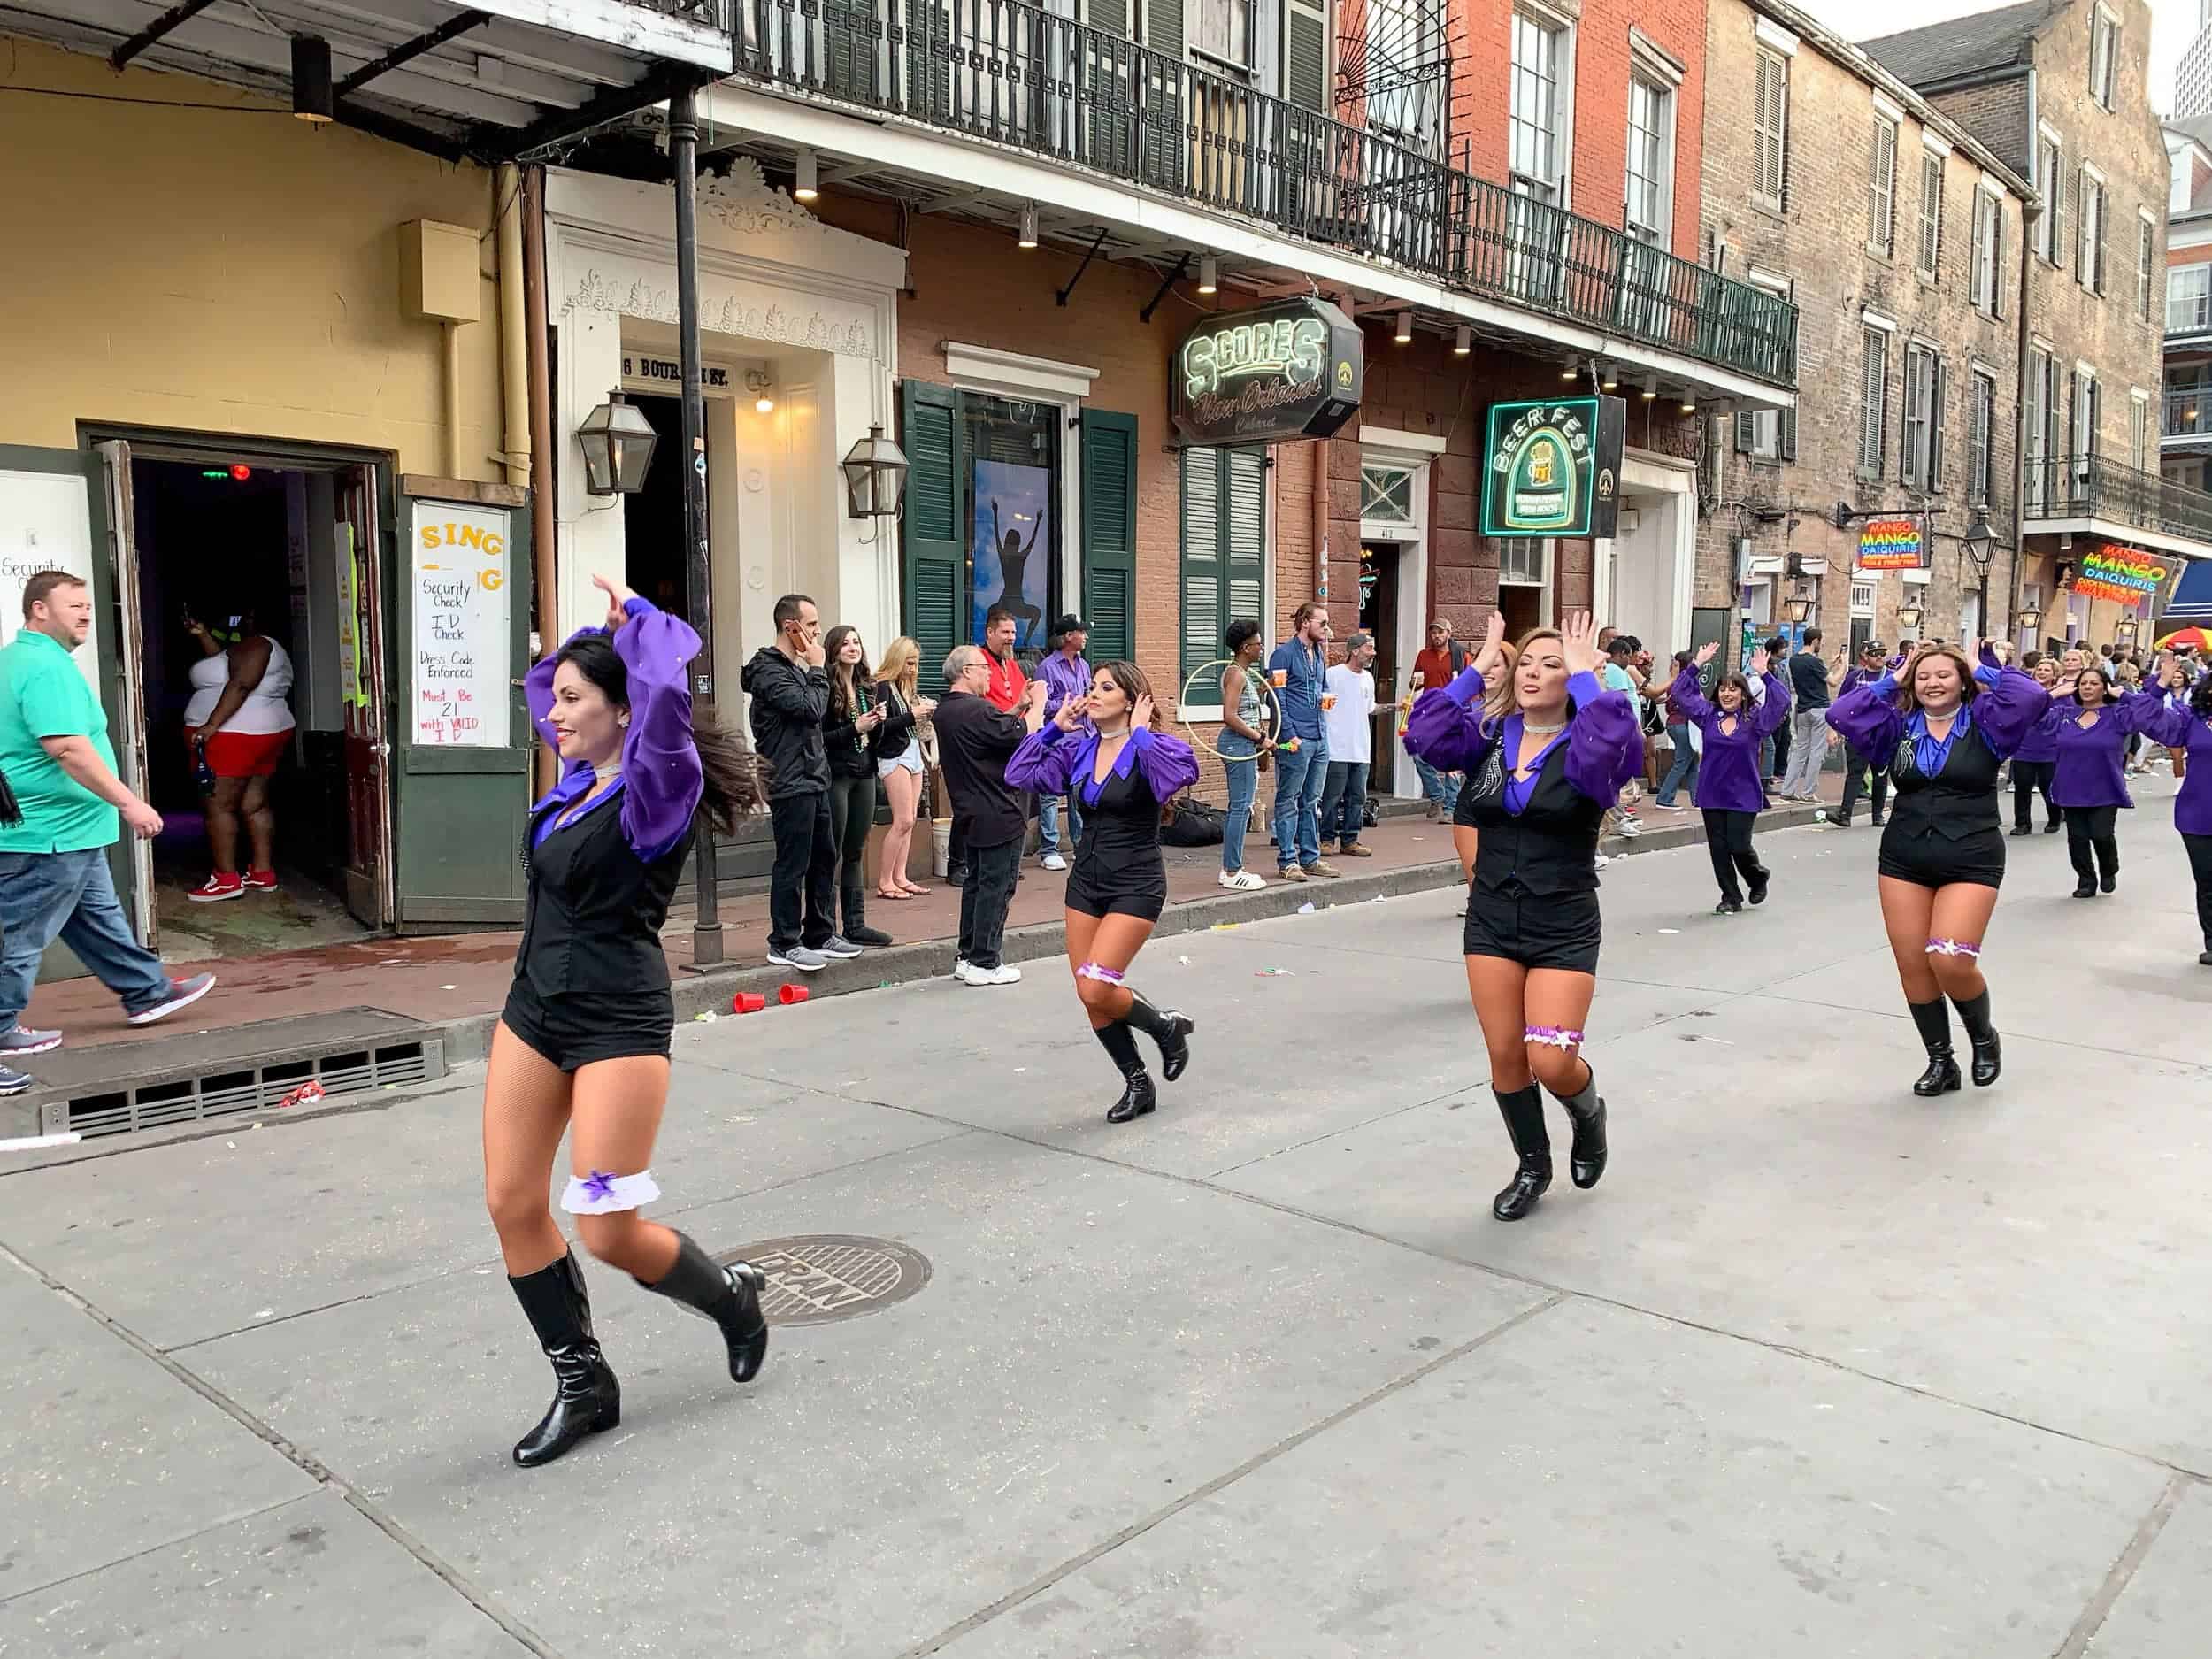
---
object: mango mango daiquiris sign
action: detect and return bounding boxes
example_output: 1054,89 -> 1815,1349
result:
1479,396 -> 1626,539
1855,517 -> 1926,572
2070,545 -> 2169,608
1171,298 -> 1363,448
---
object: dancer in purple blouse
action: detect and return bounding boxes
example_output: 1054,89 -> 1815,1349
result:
1008,660 -> 1201,1124
1403,612 -> 1643,1222
2136,661 -> 2212,964
2039,663 -> 2163,899
2008,657 -> 2064,836
1670,641 -> 1791,913
1826,641 -> 2050,1097
488,575 -> 769,1469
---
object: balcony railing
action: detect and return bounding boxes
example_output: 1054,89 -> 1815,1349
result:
2024,453 -> 2212,544
2165,390 -> 2212,441
733,0 -> 1797,387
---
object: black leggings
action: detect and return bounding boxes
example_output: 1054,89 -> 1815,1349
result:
2064,803 -> 2119,887
2011,760 -> 2058,830
2185,833 -> 2212,949
1701,808 -> 1767,904
827,772 -> 878,931
1839,760 -> 1888,824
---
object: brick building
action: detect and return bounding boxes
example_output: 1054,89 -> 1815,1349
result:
2160,120 -> 2212,514
1698,0 -> 2032,664
1864,0 -> 2209,652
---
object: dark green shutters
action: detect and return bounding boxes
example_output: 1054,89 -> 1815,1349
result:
1180,446 -> 1265,689
901,380 -> 965,694
1079,409 -> 1139,667
1285,0 -> 1326,111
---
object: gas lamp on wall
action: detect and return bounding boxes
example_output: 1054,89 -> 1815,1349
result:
2116,617 -> 2140,649
746,370 -> 775,415
1897,603 -> 1924,635
576,392 -> 658,496
1781,593 -> 1814,625
841,424 -> 911,541
2016,606 -> 2042,637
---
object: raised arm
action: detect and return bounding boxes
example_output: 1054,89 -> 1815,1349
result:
1402,663 -> 1499,774
1669,663 -> 1716,726
1128,726 -> 1200,801
1970,664 -> 2055,760
1560,670 -> 1645,804
2135,693 -> 2196,749
1006,724 -> 1083,795
2112,687 -> 2177,738
1752,672 -> 1793,737
611,593 -> 705,861
1827,671 -> 1904,757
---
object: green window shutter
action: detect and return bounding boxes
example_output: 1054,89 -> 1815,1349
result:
1224,449 -> 1265,647
1286,0 -> 1326,111
1735,411 -> 1755,453
1180,448 -> 1220,687
1081,408 -> 1139,670
901,380 -> 965,695
1781,405 -> 1798,462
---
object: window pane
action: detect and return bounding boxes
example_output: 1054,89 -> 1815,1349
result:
1509,16 -> 1562,193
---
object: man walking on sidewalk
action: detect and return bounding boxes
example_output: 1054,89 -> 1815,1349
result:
1778,626 -> 1839,804
0,572 -> 215,1096
1269,602 -> 1336,881
934,646 -> 1032,986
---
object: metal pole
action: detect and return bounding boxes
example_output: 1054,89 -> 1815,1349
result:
671,83 -> 723,967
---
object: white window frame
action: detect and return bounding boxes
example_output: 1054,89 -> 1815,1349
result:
2078,165 -> 2107,295
2172,265 -> 2212,333
1742,271 -> 1793,459
1858,323 -> 1891,479
1969,369 -> 1997,506
1869,114 -> 1899,257
2131,387 -> 2149,472
2138,209 -> 2158,324
2036,128 -> 2063,264
1917,150 -> 1945,281
1753,46 -> 1789,211
2091,4 -> 2119,111
1850,582 -> 1877,618
1970,185 -> 2002,314
1624,68 -> 1676,250
1901,342 -> 1940,493
1190,0 -> 1255,71
1509,5 -> 1575,209
2025,343 -> 2055,509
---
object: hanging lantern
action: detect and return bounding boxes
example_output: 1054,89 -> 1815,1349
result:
841,424 -> 910,518
577,393 -> 657,496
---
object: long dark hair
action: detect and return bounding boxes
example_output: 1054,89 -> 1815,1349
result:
823,624 -> 865,720
1094,659 -> 1161,731
2073,664 -> 2116,705
1713,672 -> 1755,715
552,634 -> 764,832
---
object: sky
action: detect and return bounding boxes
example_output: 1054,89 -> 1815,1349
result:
1793,0 -> 2195,117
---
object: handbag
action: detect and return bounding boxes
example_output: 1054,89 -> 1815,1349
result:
0,764 -> 19,828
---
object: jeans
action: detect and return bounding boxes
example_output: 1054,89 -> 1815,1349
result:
1760,718 -> 1791,785
1701,808 -> 1767,905
1038,791 -> 1084,856
826,773 -> 877,933
1317,760 -> 1370,846
767,791 -> 838,952
1411,755 -> 1460,811
1220,734 -> 1259,873
0,848 -> 172,1025
957,837 -> 1021,969
2066,804 -> 2120,887
1271,737 -> 1327,870
1656,723 -> 1699,806
1839,759 -> 1890,825
1779,708 -> 1831,798
2010,760 -> 2057,830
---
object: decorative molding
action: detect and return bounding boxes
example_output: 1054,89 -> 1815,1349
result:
941,341 -> 1100,401
1755,16 -> 1798,57
696,157 -> 833,240
564,268 -> 878,361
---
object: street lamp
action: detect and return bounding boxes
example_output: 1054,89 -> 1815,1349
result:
2116,617 -> 2140,649
841,424 -> 911,519
2016,606 -> 2042,636
576,393 -> 658,495
1962,508 -> 1994,568
1782,595 -> 1813,624
1897,604 -> 1924,635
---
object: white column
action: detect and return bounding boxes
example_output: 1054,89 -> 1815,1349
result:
556,307 -> 625,641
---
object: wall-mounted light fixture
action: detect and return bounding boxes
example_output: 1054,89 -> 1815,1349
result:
577,392 -> 657,496
1601,363 -> 1619,391
794,147 -> 818,201
1559,357 -> 1579,382
1394,311 -> 1412,344
1018,203 -> 1039,249
1898,603 -> 1924,634
1453,325 -> 1471,356
1641,374 -> 1658,402
291,35 -> 334,123
1197,254 -> 1217,295
746,370 -> 775,415
2016,605 -> 2043,635
1678,390 -> 1698,414
841,424 -> 911,521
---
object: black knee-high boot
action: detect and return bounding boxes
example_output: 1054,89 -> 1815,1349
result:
1123,989 -> 1195,1081
640,1231 -> 769,1383
508,1250 -> 620,1468
2068,831 -> 2098,897
1908,999 -> 1962,1097
1549,1064 -> 1608,1189
1491,1084 -> 1552,1222
1095,1020 -> 1156,1124
1951,989 -> 2001,1087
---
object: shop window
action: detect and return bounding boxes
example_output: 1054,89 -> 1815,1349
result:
1359,463 -> 1416,525
1179,446 -> 1265,695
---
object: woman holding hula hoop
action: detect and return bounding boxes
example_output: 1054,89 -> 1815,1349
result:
1008,660 -> 1202,1124
1403,612 -> 1643,1223
1216,620 -> 1274,891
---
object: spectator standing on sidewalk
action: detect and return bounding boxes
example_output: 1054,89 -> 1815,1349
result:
1832,639 -> 1894,828
1601,634 -> 1647,840
1269,603 -> 1336,881
742,594 -> 861,974
1778,627 -> 1840,804
0,571 -> 216,1098
1409,618 -> 1465,818
1759,634 -> 1793,795
1035,615 -> 1090,872
934,646 -> 1033,986
820,625 -> 894,949
1217,619 -> 1272,891
1318,632 -> 1378,858
945,606 -> 1031,886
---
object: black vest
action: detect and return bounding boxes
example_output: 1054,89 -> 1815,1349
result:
1885,723 -> 2003,842
515,790 -> 692,999
1075,750 -> 1165,879
1463,738 -> 1608,896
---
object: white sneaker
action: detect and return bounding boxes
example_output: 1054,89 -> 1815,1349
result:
952,956 -> 970,981
962,963 -> 1022,986
1594,851 -> 1612,869
1616,816 -> 1644,837
1218,869 -> 1265,891
1042,852 -> 1067,872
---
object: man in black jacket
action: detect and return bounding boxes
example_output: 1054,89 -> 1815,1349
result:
741,594 -> 859,973
933,644 -> 1036,986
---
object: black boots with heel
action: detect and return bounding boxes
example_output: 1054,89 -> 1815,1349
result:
1554,1068 -> 1609,1189
1951,991 -> 2001,1087
1491,1085 -> 1553,1221
641,1231 -> 771,1383
1124,990 -> 1195,1082
1096,1020 -> 1156,1123
508,1251 -> 620,1468
1908,999 -> 1962,1096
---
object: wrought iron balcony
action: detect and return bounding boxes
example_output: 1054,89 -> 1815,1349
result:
732,0 -> 1797,388
2024,453 -> 2212,544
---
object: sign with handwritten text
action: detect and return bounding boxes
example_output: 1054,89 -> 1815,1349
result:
410,501 -> 510,747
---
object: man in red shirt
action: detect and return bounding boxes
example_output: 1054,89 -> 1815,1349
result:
1409,617 -> 1466,819
949,605 -> 1032,883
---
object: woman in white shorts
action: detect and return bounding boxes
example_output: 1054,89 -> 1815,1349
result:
871,636 -> 935,899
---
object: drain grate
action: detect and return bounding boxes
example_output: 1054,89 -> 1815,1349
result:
42,1030 -> 446,1140
715,1234 -> 932,1325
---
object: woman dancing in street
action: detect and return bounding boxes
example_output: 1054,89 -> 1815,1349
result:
2008,657 -> 2064,837
1826,640 -> 2050,1097
2041,663 -> 2162,899
1667,641 -> 1791,913
2138,660 -> 2212,964
1404,612 -> 1642,1222
1007,661 -> 1201,1124
486,574 -> 769,1469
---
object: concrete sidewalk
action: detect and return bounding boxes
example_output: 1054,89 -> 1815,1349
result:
4,781 -> 2208,1658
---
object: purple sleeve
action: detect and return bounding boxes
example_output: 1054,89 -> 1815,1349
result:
1752,672 -> 1793,737
610,599 -> 705,861
2139,697 -> 2195,749
1129,727 -> 1201,800
2112,689 -> 2173,738
1403,664 -> 1497,774
1561,670 -> 1644,804
1006,726 -> 1080,795
1827,672 -> 1903,757
1971,666 -> 2055,760
1669,664 -> 1715,726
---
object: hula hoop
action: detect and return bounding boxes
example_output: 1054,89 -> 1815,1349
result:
1177,659 -> 1288,764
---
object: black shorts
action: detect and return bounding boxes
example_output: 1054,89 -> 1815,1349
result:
1463,882 -> 1601,975
502,979 -> 674,1072
1064,860 -> 1166,923
1877,826 -> 2007,891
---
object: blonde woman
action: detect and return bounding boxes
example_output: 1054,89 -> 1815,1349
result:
871,637 -> 935,899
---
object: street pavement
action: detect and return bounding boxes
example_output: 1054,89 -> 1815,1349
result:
4,786 -> 2210,1658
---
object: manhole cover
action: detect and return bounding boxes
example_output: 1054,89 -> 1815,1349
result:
714,1234 -> 932,1326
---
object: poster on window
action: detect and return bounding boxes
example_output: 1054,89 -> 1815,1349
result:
0,469 -> 99,693
409,500 -> 511,747
970,460 -> 1049,650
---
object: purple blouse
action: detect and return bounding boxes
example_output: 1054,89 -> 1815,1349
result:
1669,666 -> 1790,814
526,597 -> 703,862
1402,664 -> 1643,809
1825,652 -> 2052,771
1007,724 -> 1200,806
2041,691 -> 2163,810
2139,696 -> 2212,834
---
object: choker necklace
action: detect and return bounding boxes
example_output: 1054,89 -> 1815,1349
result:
592,760 -> 622,783
1522,718 -> 1567,734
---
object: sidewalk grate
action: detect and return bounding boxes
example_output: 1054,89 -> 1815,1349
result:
55,1034 -> 445,1141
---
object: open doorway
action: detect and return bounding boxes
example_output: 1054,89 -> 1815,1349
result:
1358,542 -> 1402,788
620,393 -> 689,617
128,457 -> 373,958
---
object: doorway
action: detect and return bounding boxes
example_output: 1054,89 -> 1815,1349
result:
620,394 -> 690,618
1359,542 -> 1402,787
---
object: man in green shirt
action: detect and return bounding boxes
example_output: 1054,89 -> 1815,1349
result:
1,570 -> 214,1098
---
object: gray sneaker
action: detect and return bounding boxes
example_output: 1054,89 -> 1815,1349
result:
2,1025 -> 62,1056
766,945 -> 827,973
125,972 -> 216,1026
0,1064 -> 32,1097
818,935 -> 864,960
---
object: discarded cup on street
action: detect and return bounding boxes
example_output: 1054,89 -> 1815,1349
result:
733,991 -> 767,1014
777,983 -> 810,1006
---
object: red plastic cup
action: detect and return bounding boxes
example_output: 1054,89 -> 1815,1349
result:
732,991 -> 766,1014
777,983 -> 810,1006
